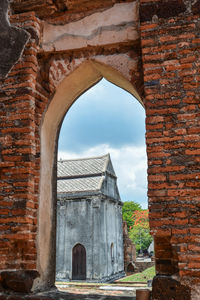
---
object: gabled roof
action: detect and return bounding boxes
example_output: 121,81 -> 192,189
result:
57,176 -> 103,194
57,154 -> 119,199
57,154 -> 115,178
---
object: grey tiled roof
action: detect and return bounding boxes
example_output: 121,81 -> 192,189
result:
57,154 -> 114,194
57,154 -> 112,178
57,176 -> 103,194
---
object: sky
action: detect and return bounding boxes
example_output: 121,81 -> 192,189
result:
58,78 -> 148,208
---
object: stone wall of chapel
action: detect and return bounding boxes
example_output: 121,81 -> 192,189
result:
56,197 -> 124,282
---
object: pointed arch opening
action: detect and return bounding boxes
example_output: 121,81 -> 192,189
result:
36,60 -> 144,290
72,243 -> 86,280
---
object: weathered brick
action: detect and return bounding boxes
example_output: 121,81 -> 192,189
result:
0,1 -> 199,299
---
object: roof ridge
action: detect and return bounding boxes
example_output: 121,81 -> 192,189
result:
58,172 -> 105,180
102,152 -> 110,173
58,153 -> 109,163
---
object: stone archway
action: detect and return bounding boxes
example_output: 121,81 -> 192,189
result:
36,60 -> 143,290
0,1 -> 199,298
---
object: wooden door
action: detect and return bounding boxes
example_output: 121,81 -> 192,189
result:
72,243 -> 86,280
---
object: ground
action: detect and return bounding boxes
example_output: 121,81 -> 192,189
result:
56,281 -> 150,298
119,266 -> 155,282
55,267 -> 154,297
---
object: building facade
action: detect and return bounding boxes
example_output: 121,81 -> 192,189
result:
56,154 -> 125,282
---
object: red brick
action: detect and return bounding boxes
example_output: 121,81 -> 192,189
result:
159,35 -> 178,43
149,166 -> 185,174
190,228 -> 200,235
148,174 -> 167,182
146,116 -> 164,124
188,244 -> 200,252
141,38 -> 156,47
188,262 -> 200,269
172,228 -> 188,235
185,149 -> 200,155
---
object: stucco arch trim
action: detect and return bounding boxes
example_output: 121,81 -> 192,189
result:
36,59 -> 142,291
72,242 -> 86,249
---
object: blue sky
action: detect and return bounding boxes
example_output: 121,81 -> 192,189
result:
58,78 -> 148,208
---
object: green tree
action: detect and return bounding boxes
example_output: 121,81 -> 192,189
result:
129,210 -> 153,253
122,201 -> 142,231
129,225 -> 153,253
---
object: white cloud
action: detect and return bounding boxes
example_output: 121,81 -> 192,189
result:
58,143 -> 147,207
83,80 -> 106,97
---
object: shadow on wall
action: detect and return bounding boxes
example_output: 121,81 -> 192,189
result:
0,0 -> 29,79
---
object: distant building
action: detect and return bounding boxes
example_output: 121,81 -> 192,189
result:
148,240 -> 154,254
56,154 -> 125,282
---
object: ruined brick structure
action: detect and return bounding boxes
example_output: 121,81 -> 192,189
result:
0,0 -> 199,299
123,221 -> 137,275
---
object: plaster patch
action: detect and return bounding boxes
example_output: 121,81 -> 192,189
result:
42,2 -> 138,52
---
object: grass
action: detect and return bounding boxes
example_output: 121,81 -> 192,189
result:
119,266 -> 155,282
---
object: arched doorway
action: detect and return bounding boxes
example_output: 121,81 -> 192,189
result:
127,262 -> 134,274
72,244 -> 86,280
37,60 -> 143,289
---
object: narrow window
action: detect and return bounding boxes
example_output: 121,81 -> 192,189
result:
111,243 -> 114,263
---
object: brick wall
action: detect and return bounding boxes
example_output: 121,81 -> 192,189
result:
0,0 -> 200,299
0,11 -> 41,291
123,221 -> 136,274
140,0 -> 200,298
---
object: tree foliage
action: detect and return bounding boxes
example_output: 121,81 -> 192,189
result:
131,210 -> 149,229
129,226 -> 153,253
122,201 -> 142,231
129,210 -> 153,253
122,202 -> 153,253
